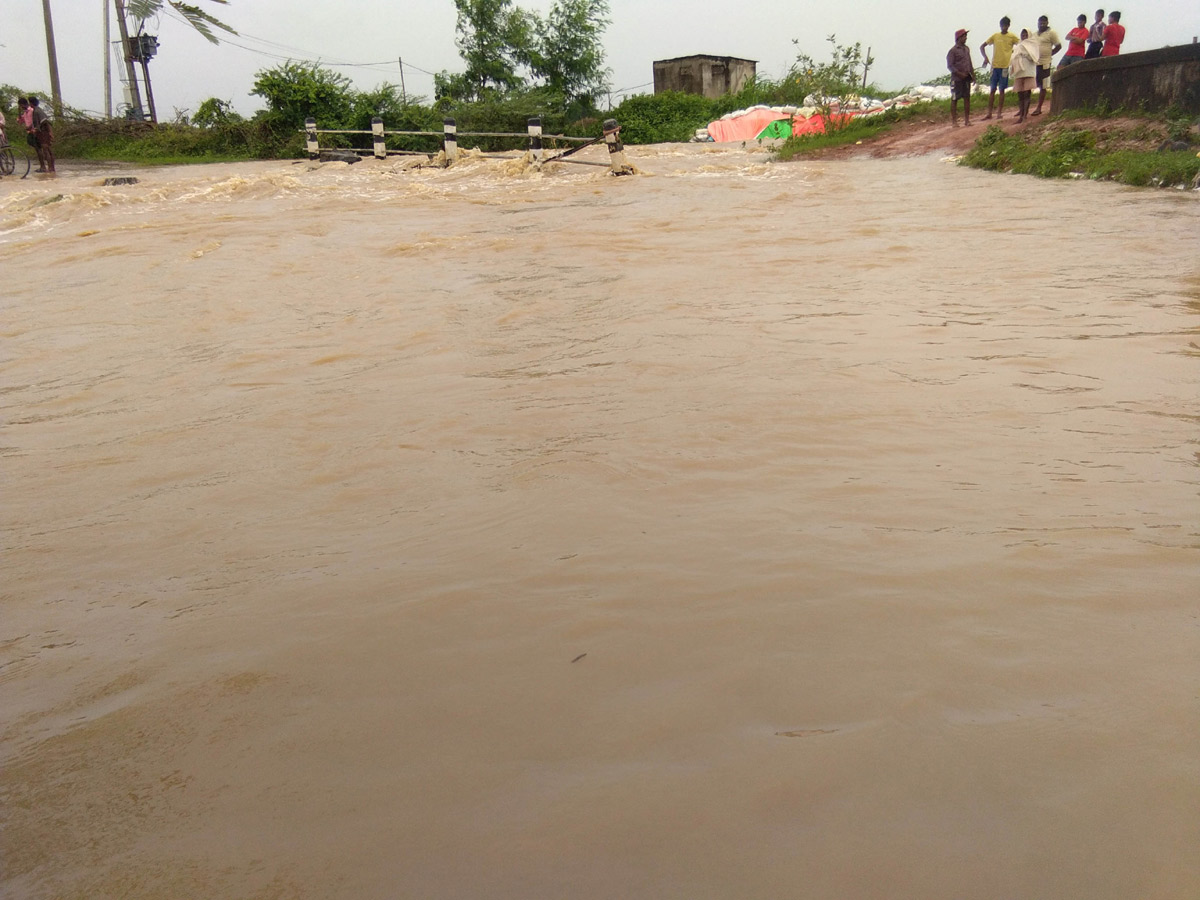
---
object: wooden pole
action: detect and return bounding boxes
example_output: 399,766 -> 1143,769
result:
398,57 -> 407,105
41,0 -> 63,116
113,0 -> 144,118
103,0 -> 112,118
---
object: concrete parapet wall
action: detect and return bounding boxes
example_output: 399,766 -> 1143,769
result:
1050,43 -> 1200,115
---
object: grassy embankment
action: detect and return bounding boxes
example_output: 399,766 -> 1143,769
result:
778,96 -> 1200,189
962,107 -> 1200,188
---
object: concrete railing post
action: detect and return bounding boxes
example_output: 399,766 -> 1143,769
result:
305,117 -> 319,159
443,118 -> 458,165
528,116 -> 543,164
372,117 -> 386,159
603,119 -> 633,176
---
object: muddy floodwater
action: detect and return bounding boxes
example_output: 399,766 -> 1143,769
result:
2,145 -> 1198,899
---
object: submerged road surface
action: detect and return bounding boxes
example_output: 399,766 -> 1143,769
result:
2,146 -> 1199,899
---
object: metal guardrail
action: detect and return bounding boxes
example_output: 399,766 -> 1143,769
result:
302,116 -> 634,175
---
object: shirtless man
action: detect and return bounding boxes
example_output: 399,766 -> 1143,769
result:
1085,9 -> 1106,58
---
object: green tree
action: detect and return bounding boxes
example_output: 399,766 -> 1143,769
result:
440,0 -> 534,100
192,97 -> 243,127
528,0 -> 610,106
251,62 -> 354,129
126,0 -> 236,43
786,35 -> 875,131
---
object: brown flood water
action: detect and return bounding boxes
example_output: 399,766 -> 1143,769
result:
2,146 -> 1199,899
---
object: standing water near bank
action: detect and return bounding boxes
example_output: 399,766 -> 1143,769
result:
2,146 -> 1198,899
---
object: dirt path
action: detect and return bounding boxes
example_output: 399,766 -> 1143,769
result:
814,109 -> 1041,159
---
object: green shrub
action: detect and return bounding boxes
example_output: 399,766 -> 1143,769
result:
609,91 -> 716,144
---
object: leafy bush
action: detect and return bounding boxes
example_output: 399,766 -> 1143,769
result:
193,98 -> 243,128
251,62 -> 356,130
609,91 -> 716,144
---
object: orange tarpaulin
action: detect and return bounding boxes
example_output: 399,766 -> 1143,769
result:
705,109 -> 870,142
705,108 -> 791,142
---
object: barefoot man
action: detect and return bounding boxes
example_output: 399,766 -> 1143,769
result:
980,17 -> 1020,120
947,28 -> 975,127
1032,15 -> 1061,116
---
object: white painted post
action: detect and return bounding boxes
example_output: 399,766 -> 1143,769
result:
603,119 -> 634,176
443,117 -> 458,165
305,117 -> 319,159
372,117 -> 386,159
528,116 -> 543,164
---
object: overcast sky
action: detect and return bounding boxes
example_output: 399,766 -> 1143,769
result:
6,0 -> 1199,118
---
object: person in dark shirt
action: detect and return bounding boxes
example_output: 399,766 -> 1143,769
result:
947,29 -> 975,127
1086,9 -> 1106,58
30,97 -> 55,173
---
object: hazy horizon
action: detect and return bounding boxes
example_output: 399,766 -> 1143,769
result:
5,0 -> 1199,119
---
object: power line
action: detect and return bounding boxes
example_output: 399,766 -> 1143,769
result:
159,7 -> 442,77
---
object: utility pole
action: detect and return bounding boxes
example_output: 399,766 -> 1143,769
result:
41,0 -> 63,116
398,57 -> 407,105
138,36 -> 158,124
113,0 -> 144,119
103,0 -> 112,118
861,46 -> 872,92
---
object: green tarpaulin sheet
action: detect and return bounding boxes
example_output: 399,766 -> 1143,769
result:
755,119 -> 793,140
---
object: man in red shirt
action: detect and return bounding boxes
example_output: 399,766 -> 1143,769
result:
1101,11 -> 1125,56
1059,14 -> 1089,68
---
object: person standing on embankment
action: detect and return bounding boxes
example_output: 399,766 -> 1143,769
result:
1086,9 -> 1106,57
1032,15 -> 1062,116
1059,15 -> 1089,68
981,17 -> 1020,120
1010,28 -> 1040,124
1101,11 -> 1125,56
947,28 -> 976,127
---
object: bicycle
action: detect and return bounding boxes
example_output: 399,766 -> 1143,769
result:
0,137 -> 32,179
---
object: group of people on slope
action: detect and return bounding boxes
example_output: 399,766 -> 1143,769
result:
948,11 -> 1126,128
0,96 -> 56,174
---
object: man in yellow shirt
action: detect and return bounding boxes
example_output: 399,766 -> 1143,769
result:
980,17 -> 1020,120
1032,15 -> 1062,115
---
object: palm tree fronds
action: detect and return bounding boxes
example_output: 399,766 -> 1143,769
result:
126,0 -> 236,44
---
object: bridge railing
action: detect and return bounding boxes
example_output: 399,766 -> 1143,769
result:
302,116 -> 634,175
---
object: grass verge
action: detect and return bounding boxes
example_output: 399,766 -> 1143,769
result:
961,112 -> 1200,188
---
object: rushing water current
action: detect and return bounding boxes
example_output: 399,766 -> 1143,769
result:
2,145 -> 1199,899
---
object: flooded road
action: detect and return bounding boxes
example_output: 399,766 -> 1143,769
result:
2,145 -> 1198,899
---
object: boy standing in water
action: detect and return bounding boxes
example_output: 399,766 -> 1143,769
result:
1086,9 -> 1106,58
30,97 -> 55,173
17,98 -> 45,172
947,29 -> 975,127
980,17 -> 1020,120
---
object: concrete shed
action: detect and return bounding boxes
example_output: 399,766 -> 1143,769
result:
653,55 -> 757,99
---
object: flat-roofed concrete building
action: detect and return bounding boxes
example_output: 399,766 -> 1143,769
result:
653,55 -> 757,99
